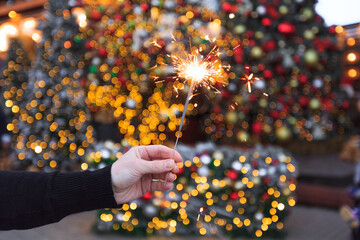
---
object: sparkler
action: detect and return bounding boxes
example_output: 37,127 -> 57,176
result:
154,36 -> 225,185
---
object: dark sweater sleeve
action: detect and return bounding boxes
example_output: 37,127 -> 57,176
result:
0,164 -> 120,230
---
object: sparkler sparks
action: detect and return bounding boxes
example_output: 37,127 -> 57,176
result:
241,73 -> 260,93
153,35 -> 227,185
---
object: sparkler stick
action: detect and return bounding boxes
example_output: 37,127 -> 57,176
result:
165,80 -> 195,185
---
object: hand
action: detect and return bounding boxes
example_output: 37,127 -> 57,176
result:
110,145 -> 183,204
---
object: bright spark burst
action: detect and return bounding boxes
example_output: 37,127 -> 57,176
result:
170,43 -> 224,92
152,36 -> 227,186
241,73 -> 260,93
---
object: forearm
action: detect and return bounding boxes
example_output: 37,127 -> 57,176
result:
0,164 -> 119,230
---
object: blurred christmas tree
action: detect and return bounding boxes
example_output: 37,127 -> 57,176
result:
205,0 -> 352,144
88,141 -> 297,237
14,0 -> 94,170
0,38 -> 31,142
82,0 -> 221,146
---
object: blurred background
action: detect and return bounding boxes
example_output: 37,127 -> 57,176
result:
0,0 -> 360,239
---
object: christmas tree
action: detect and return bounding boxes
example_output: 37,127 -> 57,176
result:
15,0 -> 94,170
82,0 -> 188,146
0,38 -> 31,143
88,141 -> 297,238
204,0 -> 352,144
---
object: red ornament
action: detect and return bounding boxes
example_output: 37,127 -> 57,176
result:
299,96 -> 309,108
272,159 -> 279,165
263,40 -> 276,51
261,18 -> 272,27
98,48 -> 107,57
115,58 -> 122,66
114,14 -> 122,21
263,176 -> 271,185
227,170 -> 238,180
178,166 -> 184,176
140,3 -> 149,11
278,22 -> 296,35
142,192 -> 152,200
266,6 -> 280,19
322,98 -> 333,111
222,90 -> 231,99
213,106 -> 221,114
252,122 -> 262,135
263,70 -> 273,79
343,100 -> 350,109
299,74 -> 308,84
90,10 -> 102,21
270,110 -> 280,119
249,94 -> 257,102
190,166 -> 197,172
252,160 -> 258,168
230,192 -> 238,200
80,78 -> 87,86
262,193 -> 270,200
222,2 -> 232,12
85,41 -> 93,50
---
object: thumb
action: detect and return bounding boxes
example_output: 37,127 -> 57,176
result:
139,159 -> 175,174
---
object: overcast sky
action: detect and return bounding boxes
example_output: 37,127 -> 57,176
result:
315,0 -> 360,26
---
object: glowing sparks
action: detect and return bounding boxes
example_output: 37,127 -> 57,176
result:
197,207 -> 204,221
153,35 -> 227,186
170,38 -> 225,91
241,73 -> 261,93
151,40 -> 162,48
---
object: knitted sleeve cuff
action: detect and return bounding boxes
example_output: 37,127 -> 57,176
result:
51,164 -> 121,220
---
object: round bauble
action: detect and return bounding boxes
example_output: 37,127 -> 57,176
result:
276,126 -> 292,141
143,204 -> 158,218
232,161 -> 243,171
234,24 -> 246,34
304,49 -> 319,66
90,10 -> 102,21
126,99 -> 136,109
301,8 -> 314,21
250,46 -> 263,59
198,166 -> 210,177
304,29 -> 314,40
91,57 -> 101,66
200,154 -> 211,165
309,98 -> 321,109
213,151 -> 224,160
279,5 -> 288,15
226,111 -> 237,124
256,5 -> 266,15
313,78 -> 323,89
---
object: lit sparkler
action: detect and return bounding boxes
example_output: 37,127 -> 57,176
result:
155,36 -> 226,185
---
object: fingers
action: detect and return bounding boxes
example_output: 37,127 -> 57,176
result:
151,181 -> 173,191
139,145 -> 183,163
153,172 -> 176,182
139,159 -> 177,174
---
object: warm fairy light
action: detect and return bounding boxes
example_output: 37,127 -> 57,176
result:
34,146 -> 42,153
348,68 -> 358,78
32,32 -> 41,43
347,38 -> 356,46
335,26 -> 343,34
72,7 -> 87,28
23,19 -> 36,29
347,52 -> 357,62
229,13 -> 235,19
8,11 -> 17,19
